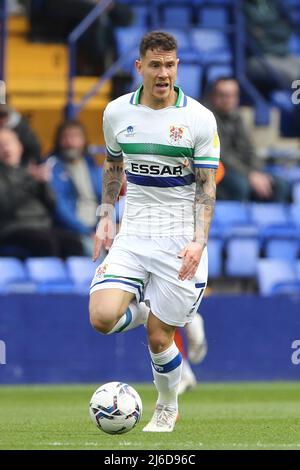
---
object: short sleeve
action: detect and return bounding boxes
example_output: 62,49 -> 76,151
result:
103,107 -> 123,160
193,111 -> 220,169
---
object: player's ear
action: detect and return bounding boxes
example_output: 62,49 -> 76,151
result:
135,59 -> 142,75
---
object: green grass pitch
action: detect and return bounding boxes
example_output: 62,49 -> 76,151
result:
0,382 -> 300,450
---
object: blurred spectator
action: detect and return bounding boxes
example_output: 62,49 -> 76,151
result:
0,103 -> 41,165
244,0 -> 300,90
0,128 -> 83,258
208,78 -> 290,202
7,0 -> 25,14
48,120 -> 102,256
28,0 -> 133,75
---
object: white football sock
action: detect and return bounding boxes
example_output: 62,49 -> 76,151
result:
107,301 -> 150,334
149,342 -> 182,409
181,358 -> 196,381
185,313 -> 205,344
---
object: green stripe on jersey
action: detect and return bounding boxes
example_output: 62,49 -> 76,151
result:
194,156 -> 220,161
107,144 -> 122,156
103,274 -> 144,288
135,86 -> 142,105
175,87 -> 183,107
119,142 -> 194,158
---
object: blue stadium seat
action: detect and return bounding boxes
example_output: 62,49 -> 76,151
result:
209,215 -> 220,238
289,33 -> 300,56
115,26 -> 146,53
197,7 -> 229,28
118,0 -> 148,4
162,29 -> 190,50
208,238 -> 223,278
206,64 -> 234,85
131,6 -> 150,27
270,91 -> 295,113
288,9 -> 300,26
225,238 -> 259,277
25,257 -> 73,293
115,27 -> 146,71
265,238 -> 299,261
157,0 -> 194,4
191,28 -> 228,51
66,257 -> 96,290
249,203 -> 289,227
162,29 -> 202,64
190,28 -> 232,65
176,63 -> 203,99
213,201 -> 257,239
297,260 -> 300,280
177,50 -> 202,64
0,258 -> 34,293
290,204 -> 300,227
193,0 -> 232,4
214,201 -> 249,226
271,280 -> 300,295
292,182 -> 300,203
284,0 -> 300,5
250,203 -> 297,241
161,6 -> 192,28
257,259 -> 297,295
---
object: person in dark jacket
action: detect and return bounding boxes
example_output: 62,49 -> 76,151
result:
0,128 -> 83,258
48,120 -> 104,256
244,0 -> 300,89
0,103 -> 41,165
208,78 -> 290,202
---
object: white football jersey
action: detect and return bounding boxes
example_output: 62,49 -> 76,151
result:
103,86 -> 220,237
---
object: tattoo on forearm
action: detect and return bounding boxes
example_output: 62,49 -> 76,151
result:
194,168 -> 217,244
102,160 -> 124,208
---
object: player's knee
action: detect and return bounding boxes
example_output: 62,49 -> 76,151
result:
90,314 -> 113,334
147,330 -> 171,354
89,303 -> 118,334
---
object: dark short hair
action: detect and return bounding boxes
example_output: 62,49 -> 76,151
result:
54,119 -> 87,153
210,77 -> 239,94
139,31 -> 177,57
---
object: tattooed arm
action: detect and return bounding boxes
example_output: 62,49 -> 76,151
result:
101,158 -> 124,208
93,158 -> 124,261
193,167 -> 217,245
178,168 -> 217,281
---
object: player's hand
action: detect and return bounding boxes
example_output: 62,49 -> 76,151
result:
93,216 -> 115,262
178,242 -> 205,281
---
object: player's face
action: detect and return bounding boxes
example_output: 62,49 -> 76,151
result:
136,48 -> 179,108
211,80 -> 240,114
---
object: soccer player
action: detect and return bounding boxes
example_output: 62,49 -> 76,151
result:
89,31 -> 220,432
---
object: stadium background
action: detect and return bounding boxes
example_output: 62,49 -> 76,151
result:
0,0 -> 300,450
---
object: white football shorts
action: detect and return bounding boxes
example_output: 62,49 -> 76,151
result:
90,235 -> 208,327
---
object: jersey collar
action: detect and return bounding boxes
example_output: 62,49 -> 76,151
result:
130,85 -> 186,108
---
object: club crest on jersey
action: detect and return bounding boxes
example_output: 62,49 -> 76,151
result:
125,125 -> 135,137
169,125 -> 184,143
96,263 -> 108,278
